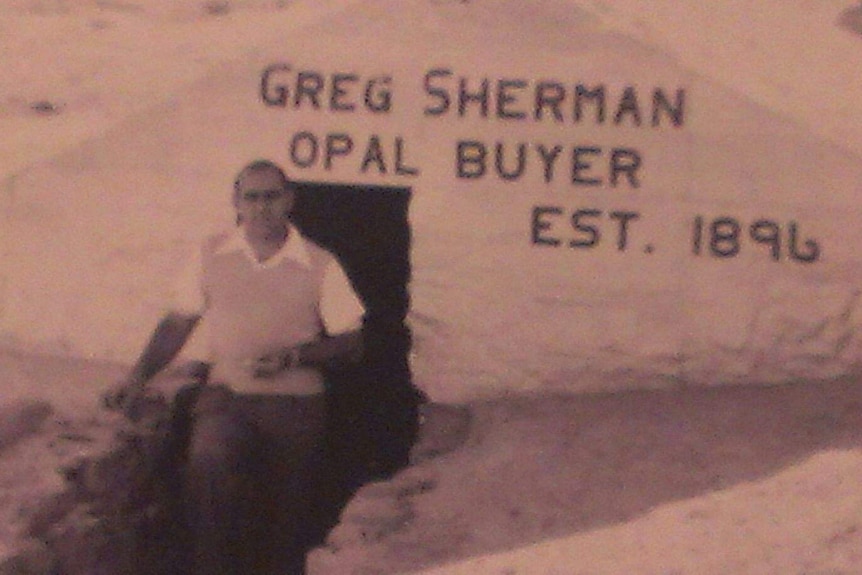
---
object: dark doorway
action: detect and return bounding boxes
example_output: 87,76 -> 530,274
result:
291,181 -> 424,543
293,181 -> 412,339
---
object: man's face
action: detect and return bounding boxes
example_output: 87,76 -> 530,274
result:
234,169 -> 296,240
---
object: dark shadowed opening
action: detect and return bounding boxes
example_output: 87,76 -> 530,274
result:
291,181 -> 424,544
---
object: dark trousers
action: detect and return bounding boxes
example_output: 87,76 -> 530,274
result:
183,385 -> 326,575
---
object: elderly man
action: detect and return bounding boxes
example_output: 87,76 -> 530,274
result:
107,159 -> 365,574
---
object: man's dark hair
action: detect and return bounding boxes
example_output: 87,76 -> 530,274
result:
233,159 -> 292,196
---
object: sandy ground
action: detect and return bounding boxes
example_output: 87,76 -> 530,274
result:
1,348 -> 861,573
2,1 -> 862,573
316,379 -> 862,574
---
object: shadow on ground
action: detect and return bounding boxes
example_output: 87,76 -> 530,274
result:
313,375 -> 862,573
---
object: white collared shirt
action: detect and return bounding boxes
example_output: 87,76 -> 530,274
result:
172,225 -> 365,336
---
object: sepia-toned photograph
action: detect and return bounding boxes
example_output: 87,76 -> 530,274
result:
1,1 -> 862,573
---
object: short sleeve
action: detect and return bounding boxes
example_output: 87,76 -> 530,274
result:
320,257 -> 366,335
169,246 -> 206,316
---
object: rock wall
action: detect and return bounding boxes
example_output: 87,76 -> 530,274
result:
1,0 -> 861,402
1,390 -> 190,575
0,390 -> 469,575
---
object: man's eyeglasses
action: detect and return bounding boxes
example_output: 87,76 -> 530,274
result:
240,189 -> 290,202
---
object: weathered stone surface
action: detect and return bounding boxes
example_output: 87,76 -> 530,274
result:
6,384 -> 196,575
410,403 -> 472,465
0,401 -> 53,451
7,393 -> 467,575
24,491 -> 78,540
309,403 -> 471,572
0,540 -> 56,575
5,0 -> 862,406
311,379 -> 862,575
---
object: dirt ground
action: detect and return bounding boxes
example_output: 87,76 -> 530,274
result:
309,376 -> 862,574
3,349 -> 861,573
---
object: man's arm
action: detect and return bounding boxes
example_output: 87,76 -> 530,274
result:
253,248 -> 366,379
297,328 -> 364,366
104,311 -> 200,409
253,328 -> 363,378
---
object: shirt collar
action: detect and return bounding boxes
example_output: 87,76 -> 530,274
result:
217,224 -> 312,270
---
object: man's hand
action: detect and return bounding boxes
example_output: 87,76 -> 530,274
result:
250,331 -> 362,378
250,347 -> 299,379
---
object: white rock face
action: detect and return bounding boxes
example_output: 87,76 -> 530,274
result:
1,0 -> 861,401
